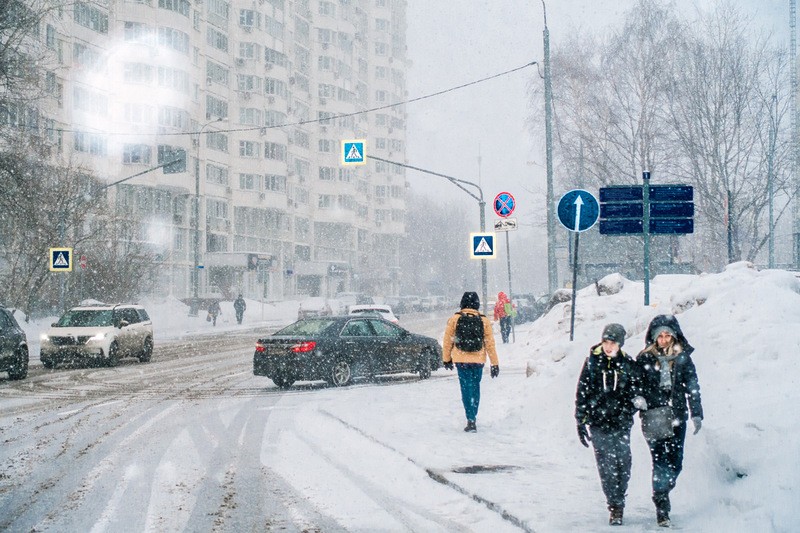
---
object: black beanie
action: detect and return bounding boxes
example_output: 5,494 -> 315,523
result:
460,291 -> 480,310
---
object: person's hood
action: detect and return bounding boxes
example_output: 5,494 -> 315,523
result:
497,292 -> 510,304
644,314 -> 693,354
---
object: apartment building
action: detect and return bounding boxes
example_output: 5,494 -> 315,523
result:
35,0 -> 407,301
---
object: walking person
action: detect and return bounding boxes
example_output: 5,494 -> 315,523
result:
234,294 -> 246,325
493,291 -> 513,343
575,324 -> 647,526
636,314 -> 703,528
207,300 -> 221,326
442,291 -> 499,432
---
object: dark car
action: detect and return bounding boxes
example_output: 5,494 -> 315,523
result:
253,316 -> 442,388
0,306 -> 29,380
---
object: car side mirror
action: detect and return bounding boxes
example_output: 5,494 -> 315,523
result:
118,319 -> 129,328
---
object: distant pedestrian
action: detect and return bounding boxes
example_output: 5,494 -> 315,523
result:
207,300 -> 221,326
442,291 -> 499,432
575,323 -> 646,526
234,294 -> 246,324
493,291 -> 514,343
636,314 -> 704,528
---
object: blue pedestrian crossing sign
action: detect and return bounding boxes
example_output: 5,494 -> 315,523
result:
557,189 -> 599,233
49,247 -> 73,272
470,232 -> 497,259
341,139 -> 366,166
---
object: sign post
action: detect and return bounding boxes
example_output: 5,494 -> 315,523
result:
493,192 -> 516,342
557,190 -> 599,341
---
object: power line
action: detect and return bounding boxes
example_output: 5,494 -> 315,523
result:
55,60 -> 539,137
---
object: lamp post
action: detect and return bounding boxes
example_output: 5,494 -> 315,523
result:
367,155 -> 488,310
190,117 -> 221,316
541,0 -> 557,294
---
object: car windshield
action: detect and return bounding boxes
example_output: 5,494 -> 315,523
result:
56,310 -> 114,327
274,319 -> 339,336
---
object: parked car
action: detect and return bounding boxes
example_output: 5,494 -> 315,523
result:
40,304 -> 154,368
253,316 -> 442,388
297,297 -> 333,319
0,306 -> 29,380
348,304 -> 400,323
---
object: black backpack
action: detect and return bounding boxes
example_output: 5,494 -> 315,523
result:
454,312 -> 485,352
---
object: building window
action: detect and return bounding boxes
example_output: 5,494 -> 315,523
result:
158,67 -> 190,93
206,27 -> 229,52
159,0 -> 190,17
265,16 -> 283,39
319,2 -> 335,16
207,0 -> 230,25
123,144 -> 152,164
206,95 -> 228,119
318,194 -> 334,209
74,2 -> 108,34
376,18 -> 389,32
158,27 -> 189,54
73,86 -> 108,115
264,78 -> 287,97
319,167 -> 335,181
375,90 -> 387,103
375,66 -> 387,79
124,21 -> 151,42
264,47 -> 288,67
206,164 -> 228,185
264,142 -> 286,161
239,173 -> 260,190
265,174 -> 286,192
45,25 -> 56,48
123,63 -> 153,84
239,107 -> 262,126
318,139 -> 334,153
239,42 -> 259,59
239,140 -> 260,158
158,106 -> 188,129
206,61 -> 229,86
239,9 -> 261,28
125,103 -> 153,124
74,131 -> 107,155
237,74 -> 261,91
264,110 -> 286,127
73,43 -> 104,71
206,132 -> 228,152
375,42 -> 388,55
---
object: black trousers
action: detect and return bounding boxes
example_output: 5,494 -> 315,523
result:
590,426 -> 632,509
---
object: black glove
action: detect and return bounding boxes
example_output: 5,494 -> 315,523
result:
443,361 -> 454,370
577,424 -> 591,448
490,365 -> 499,378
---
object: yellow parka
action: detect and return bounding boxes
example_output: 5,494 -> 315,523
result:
442,308 -> 499,365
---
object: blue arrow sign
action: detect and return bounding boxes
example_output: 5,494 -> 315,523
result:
557,189 -> 599,232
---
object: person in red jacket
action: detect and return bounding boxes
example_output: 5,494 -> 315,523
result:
493,291 -> 512,343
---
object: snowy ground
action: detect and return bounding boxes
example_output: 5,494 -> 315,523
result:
2,261 -> 798,532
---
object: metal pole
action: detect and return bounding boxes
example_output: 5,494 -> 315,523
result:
506,230 -> 515,343
58,210 -> 66,313
480,200 -> 488,314
791,0 -> 799,268
542,0 -> 557,294
769,94 -> 777,268
569,231 -> 579,341
643,171 -> 651,306
727,189 -> 734,263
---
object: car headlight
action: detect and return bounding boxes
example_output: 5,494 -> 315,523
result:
88,332 -> 107,342
40,334 -> 49,342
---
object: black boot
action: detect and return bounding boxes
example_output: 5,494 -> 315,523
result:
464,420 -> 477,432
654,493 -> 670,527
608,506 -> 623,526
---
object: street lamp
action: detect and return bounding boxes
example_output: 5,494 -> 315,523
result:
190,117 -> 222,316
541,0 -> 558,294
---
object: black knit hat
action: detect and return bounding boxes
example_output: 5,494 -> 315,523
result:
460,291 -> 480,310
601,323 -> 626,346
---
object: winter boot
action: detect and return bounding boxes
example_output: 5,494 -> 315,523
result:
654,492 -> 670,527
608,506 -> 623,526
464,420 -> 477,432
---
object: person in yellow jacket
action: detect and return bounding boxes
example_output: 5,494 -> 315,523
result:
442,291 -> 500,432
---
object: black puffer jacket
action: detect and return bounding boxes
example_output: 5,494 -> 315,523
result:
637,314 -> 703,422
575,344 -> 643,431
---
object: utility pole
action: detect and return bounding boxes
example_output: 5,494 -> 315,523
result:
792,0 -> 800,268
769,94 -> 777,268
542,0 -> 557,293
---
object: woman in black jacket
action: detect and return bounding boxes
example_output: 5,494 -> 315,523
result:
575,323 -> 646,526
637,314 -> 704,528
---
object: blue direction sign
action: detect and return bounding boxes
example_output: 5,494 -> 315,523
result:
341,139 -> 366,166
650,185 -> 693,202
493,192 -> 516,218
469,232 -> 496,259
599,186 -> 643,203
557,189 -> 599,232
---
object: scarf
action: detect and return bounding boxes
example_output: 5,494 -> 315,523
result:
656,351 -> 679,390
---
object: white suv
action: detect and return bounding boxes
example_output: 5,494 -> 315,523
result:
40,304 -> 154,368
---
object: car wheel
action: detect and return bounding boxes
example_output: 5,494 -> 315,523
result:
418,351 -> 432,380
106,341 -> 120,367
272,374 -> 295,389
41,357 -> 55,369
138,337 -> 153,363
7,346 -> 29,380
329,359 -> 352,387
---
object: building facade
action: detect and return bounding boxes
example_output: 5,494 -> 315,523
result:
36,0 -> 407,301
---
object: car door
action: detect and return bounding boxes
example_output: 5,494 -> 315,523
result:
339,319 -> 380,377
0,309 -> 16,360
366,319 -> 415,373
117,307 -> 139,355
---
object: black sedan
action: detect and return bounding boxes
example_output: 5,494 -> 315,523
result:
253,316 -> 442,388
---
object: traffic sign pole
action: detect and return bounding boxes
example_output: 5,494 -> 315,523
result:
643,171 -> 651,306
569,231 -> 580,341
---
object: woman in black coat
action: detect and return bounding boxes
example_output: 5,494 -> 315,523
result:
575,323 -> 646,526
636,314 -> 704,528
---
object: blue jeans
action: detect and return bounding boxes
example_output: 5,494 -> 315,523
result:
456,363 -> 484,422
647,420 -> 687,501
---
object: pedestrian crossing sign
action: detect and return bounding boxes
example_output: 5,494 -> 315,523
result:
49,247 -> 73,272
341,139 -> 366,166
469,233 -> 496,259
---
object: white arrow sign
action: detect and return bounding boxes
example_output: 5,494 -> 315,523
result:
573,195 -> 584,232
